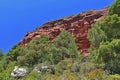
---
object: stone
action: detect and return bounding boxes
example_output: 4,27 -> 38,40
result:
33,65 -> 51,73
71,63 -> 80,72
33,64 -> 55,74
11,66 -> 27,78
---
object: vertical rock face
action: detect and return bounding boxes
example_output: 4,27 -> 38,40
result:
19,8 -> 107,55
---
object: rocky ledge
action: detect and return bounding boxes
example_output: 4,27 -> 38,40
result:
19,8 -> 107,55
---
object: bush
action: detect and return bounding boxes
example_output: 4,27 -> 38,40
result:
55,59 -> 73,75
54,30 -> 78,59
99,14 -> 120,40
43,75 -> 58,80
0,50 -> 3,59
87,69 -> 107,80
97,39 -> 120,74
0,61 -> 15,80
108,0 -> 120,16
19,71 -> 41,80
106,74 -> 120,80
88,23 -> 107,47
57,73 -> 78,80
17,34 -> 50,67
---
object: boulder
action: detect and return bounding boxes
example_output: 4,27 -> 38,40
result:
11,66 -> 27,78
71,63 -> 80,72
33,64 -> 55,74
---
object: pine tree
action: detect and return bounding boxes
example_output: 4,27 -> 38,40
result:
54,30 -> 78,59
108,0 -> 120,16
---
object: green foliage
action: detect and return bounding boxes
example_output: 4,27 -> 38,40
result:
45,30 -> 78,65
0,61 -> 15,80
47,46 -> 63,64
19,71 -> 42,80
88,14 -> 120,48
87,69 -> 107,80
79,62 -> 100,75
17,34 -> 50,67
106,74 -> 120,80
43,75 -> 58,80
43,73 -> 78,80
108,0 -> 120,16
88,23 -> 107,47
97,39 -> 120,74
88,0 -> 120,75
87,22 -> 107,63
88,13 -> 120,50
7,44 -> 23,61
99,14 -> 120,40
86,0 -> 120,76
57,73 -> 78,80
54,30 -> 78,59
2,0 -> 120,78
0,55 -> 11,72
55,59 -> 73,75
0,50 -> 3,60
9,30 -> 78,67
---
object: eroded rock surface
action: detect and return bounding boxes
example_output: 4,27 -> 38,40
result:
19,8 -> 107,55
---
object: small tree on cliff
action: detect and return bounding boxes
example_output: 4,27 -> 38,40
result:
97,39 -> 120,74
53,30 -> 78,59
108,0 -> 120,16
99,14 -> 120,40
17,34 -> 50,66
88,23 -> 107,47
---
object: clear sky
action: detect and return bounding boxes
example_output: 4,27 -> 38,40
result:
0,0 -> 114,54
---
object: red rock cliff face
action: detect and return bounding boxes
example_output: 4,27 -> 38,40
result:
19,8 -> 107,55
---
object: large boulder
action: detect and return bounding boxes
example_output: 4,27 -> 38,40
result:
11,66 -> 27,78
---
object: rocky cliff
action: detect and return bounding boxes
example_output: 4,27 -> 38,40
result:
19,8 -> 107,55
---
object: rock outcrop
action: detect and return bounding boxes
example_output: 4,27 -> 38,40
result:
11,66 -> 27,78
33,63 -> 55,74
19,8 -> 107,55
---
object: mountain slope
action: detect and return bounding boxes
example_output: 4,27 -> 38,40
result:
1,0 -> 120,80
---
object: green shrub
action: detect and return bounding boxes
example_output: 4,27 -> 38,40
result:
99,14 -> 120,40
106,74 -> 120,80
43,75 -> 58,80
97,39 -> 120,74
108,0 -> 120,16
87,69 -> 107,80
0,61 -> 15,80
54,30 -> 78,59
0,50 -> 3,59
57,72 -> 78,80
88,23 -> 107,47
19,71 -> 41,80
55,59 -> 73,75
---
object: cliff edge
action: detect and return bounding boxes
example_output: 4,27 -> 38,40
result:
19,8 -> 107,55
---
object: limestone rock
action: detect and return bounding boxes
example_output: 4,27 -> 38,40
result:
33,64 -> 55,74
11,66 -> 27,78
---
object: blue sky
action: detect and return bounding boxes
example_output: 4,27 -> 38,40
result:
0,0 -> 114,54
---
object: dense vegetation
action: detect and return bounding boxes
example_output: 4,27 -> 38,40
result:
0,0 -> 120,79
